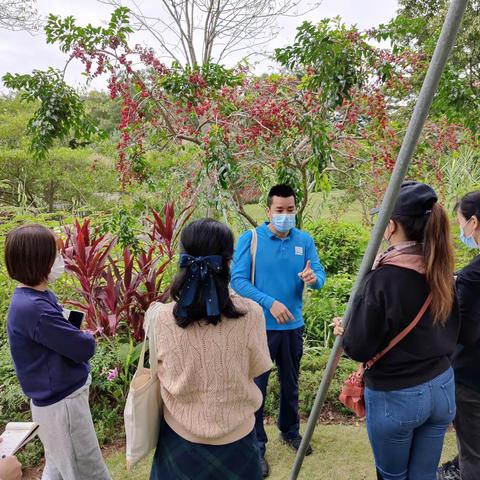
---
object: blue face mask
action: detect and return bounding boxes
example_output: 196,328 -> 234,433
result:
272,214 -> 296,233
460,227 -> 478,249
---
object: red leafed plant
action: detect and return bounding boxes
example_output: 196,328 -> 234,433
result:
147,202 -> 194,259
62,202 -> 192,340
62,219 -> 118,329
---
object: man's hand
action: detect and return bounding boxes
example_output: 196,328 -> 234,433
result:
270,301 -> 295,324
298,260 -> 317,286
0,455 -> 22,480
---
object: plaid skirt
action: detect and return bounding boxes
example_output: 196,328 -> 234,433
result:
150,420 -> 262,480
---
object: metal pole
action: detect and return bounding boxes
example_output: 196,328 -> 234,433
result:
290,1 -> 468,478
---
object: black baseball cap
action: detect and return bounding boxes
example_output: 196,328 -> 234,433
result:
370,181 -> 438,217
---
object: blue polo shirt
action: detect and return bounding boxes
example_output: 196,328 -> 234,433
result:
231,222 -> 326,331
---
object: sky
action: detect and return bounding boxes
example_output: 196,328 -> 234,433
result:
0,0 -> 399,92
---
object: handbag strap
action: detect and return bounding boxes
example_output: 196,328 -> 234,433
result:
250,228 -> 258,285
365,293 -> 433,370
138,303 -> 163,378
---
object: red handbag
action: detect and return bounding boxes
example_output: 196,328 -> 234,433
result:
339,293 -> 433,418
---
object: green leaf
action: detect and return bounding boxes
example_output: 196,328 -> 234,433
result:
2,68 -> 104,160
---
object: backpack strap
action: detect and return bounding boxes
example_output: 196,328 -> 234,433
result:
250,228 -> 258,285
365,293 -> 433,370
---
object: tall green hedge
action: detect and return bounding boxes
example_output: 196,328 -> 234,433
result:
306,219 -> 369,275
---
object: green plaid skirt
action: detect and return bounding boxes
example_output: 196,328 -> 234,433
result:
150,420 -> 262,480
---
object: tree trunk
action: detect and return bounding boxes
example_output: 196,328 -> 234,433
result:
46,179 -> 56,213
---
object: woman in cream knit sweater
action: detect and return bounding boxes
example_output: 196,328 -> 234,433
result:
149,218 -> 272,480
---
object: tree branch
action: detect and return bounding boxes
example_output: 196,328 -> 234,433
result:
96,0 -> 322,65
232,189 -> 258,227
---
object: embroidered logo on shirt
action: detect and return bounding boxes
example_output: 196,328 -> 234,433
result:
295,246 -> 303,256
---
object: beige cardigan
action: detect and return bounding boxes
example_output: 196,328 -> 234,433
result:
153,294 -> 272,445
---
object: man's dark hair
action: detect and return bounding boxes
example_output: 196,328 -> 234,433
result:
171,218 -> 245,328
5,224 -> 57,286
267,184 -> 296,207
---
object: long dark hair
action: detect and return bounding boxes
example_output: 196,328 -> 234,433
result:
171,218 -> 245,328
392,202 -> 455,325
455,191 -> 480,220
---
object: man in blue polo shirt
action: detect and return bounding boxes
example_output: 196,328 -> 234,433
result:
231,184 -> 326,478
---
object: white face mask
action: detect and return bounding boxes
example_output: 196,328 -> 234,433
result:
48,255 -> 65,283
271,214 -> 296,233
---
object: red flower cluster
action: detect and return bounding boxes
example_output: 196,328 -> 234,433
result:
134,45 -> 169,75
65,23 -> 469,210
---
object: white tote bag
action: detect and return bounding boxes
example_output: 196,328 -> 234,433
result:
124,302 -> 163,469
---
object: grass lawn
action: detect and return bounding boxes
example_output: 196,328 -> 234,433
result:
106,424 -> 457,480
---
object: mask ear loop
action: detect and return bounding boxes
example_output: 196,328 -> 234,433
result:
384,220 -> 394,244
463,217 -> 474,236
468,216 -> 480,244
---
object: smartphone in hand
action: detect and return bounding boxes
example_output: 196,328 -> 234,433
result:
68,310 -> 85,329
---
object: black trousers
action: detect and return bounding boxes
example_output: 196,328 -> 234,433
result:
254,327 -> 304,457
454,382 -> 480,480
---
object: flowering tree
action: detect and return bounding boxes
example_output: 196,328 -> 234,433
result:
2,9 -> 474,226
378,0 -> 480,131
276,19 -> 477,221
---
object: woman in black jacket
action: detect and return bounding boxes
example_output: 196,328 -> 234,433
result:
335,182 -> 480,480
438,191 -> 480,480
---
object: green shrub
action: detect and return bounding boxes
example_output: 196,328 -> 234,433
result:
263,347 -> 357,419
87,339 -> 140,446
0,344 -> 30,425
300,347 -> 358,416
303,273 -> 354,347
306,219 -> 369,275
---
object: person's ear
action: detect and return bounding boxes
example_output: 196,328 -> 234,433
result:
383,219 -> 395,243
472,215 -> 479,232
389,219 -> 397,235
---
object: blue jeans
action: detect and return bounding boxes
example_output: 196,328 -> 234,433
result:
365,368 -> 456,480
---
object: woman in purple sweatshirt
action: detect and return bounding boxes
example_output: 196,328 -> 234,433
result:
5,224 -> 111,480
